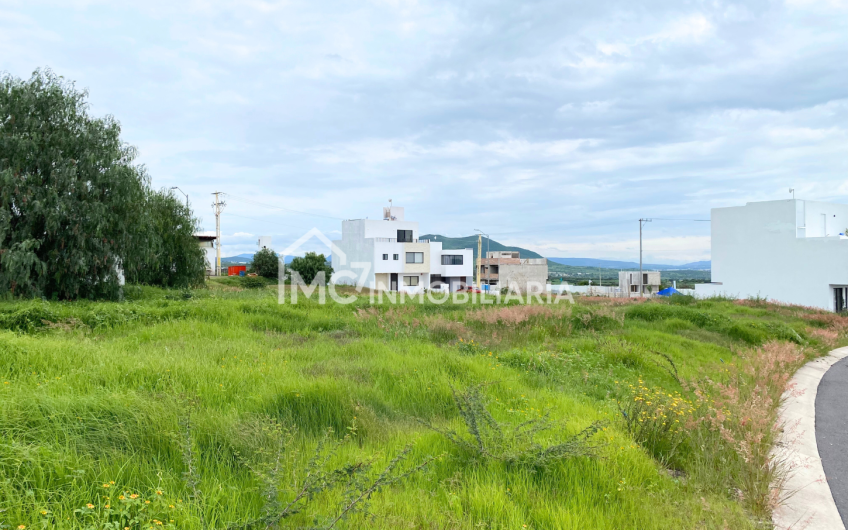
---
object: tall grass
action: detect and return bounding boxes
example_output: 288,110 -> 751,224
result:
0,283 -> 842,529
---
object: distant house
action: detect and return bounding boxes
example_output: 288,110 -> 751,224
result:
479,251 -> 548,293
619,271 -> 661,297
194,235 -> 217,276
696,199 -> 848,311
331,207 -> 474,292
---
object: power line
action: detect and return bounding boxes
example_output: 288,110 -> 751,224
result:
650,218 -> 711,222
225,212 -> 335,233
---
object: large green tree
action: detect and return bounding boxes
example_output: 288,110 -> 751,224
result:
250,247 -> 280,279
0,69 -> 204,299
288,252 -> 333,285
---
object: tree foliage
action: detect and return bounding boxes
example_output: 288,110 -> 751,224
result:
0,69 -> 205,299
251,247 -> 280,279
125,190 -> 206,288
288,252 -> 333,285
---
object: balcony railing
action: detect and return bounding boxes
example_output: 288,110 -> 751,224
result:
373,238 -> 430,243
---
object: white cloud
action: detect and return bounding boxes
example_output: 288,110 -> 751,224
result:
2,0 -> 844,263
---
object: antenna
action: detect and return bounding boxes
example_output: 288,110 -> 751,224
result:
383,199 -> 397,221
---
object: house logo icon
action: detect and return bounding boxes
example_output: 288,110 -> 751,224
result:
280,227 -> 347,266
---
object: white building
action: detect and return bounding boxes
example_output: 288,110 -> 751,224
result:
194,235 -> 217,276
695,199 -> 848,311
331,207 -> 474,293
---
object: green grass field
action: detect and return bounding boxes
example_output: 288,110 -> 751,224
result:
0,283 -> 845,529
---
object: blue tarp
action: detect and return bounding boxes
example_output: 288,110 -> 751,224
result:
657,287 -> 681,297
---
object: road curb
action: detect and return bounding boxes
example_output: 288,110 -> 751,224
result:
773,346 -> 848,530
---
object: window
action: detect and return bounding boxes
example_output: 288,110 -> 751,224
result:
643,273 -> 648,284
406,252 -> 424,263
397,230 -> 413,242
403,276 -> 419,286
382,254 -> 388,260
630,285 -> 638,293
441,255 -> 464,266
393,254 -> 399,260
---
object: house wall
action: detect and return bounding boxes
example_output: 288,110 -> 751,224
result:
403,242 -> 430,274
373,242 -> 405,273
331,220 -> 375,287
499,262 -> 548,292
358,219 -> 420,240
695,199 -> 848,311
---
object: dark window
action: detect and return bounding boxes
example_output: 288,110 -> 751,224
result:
382,254 -> 388,260
406,252 -> 424,264
441,255 -> 464,266
393,254 -> 399,260
630,285 -> 638,293
397,230 -> 413,242
403,276 -> 419,286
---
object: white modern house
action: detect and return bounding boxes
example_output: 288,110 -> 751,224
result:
331,207 -> 474,293
695,199 -> 848,311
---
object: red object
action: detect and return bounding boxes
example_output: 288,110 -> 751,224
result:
228,265 -> 247,276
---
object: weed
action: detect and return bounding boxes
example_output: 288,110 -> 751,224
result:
421,384 -> 604,468
618,382 -> 693,466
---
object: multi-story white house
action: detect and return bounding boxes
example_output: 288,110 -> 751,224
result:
331,207 -> 474,293
695,199 -> 848,311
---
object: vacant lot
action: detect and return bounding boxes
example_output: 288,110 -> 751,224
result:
1,283 -> 845,529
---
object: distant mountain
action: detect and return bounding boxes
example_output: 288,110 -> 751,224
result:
547,258 -> 711,271
421,234 -> 544,262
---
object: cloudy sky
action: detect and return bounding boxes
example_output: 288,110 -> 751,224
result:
2,0 -> 846,262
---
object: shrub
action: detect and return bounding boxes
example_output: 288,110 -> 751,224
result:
0,303 -> 57,332
241,276 -> 266,289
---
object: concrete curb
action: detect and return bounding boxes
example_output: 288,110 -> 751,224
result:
773,346 -> 848,530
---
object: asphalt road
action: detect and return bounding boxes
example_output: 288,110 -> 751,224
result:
816,355 -> 848,526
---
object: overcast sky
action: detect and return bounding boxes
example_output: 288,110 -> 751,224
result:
2,0 -> 846,262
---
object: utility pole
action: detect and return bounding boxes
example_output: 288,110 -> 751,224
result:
475,229 -> 490,291
639,218 -> 651,296
212,192 -> 226,276
476,234 -> 482,289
